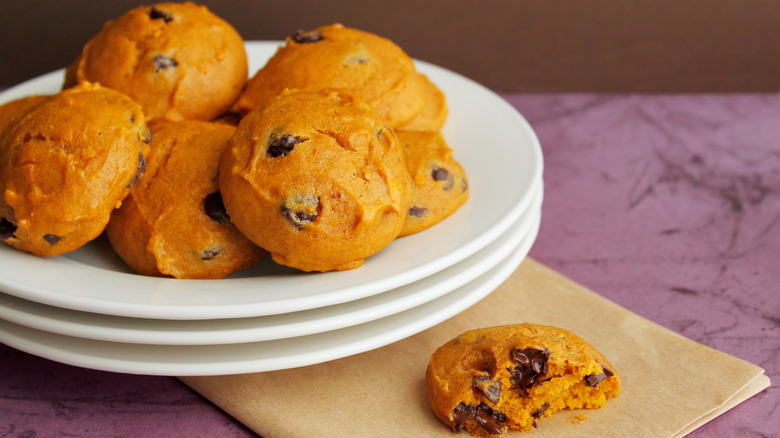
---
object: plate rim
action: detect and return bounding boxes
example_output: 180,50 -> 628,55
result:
0,185 -> 542,345
0,211 -> 540,375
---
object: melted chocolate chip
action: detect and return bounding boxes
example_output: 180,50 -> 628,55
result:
43,234 -> 61,245
432,167 -> 449,181
408,206 -> 427,217
474,403 -> 506,435
291,29 -> 323,43
585,366 -> 614,387
451,403 -> 474,432
0,218 -> 17,239
532,401 -> 550,419
267,134 -> 306,158
204,192 -> 230,224
153,55 -> 178,73
281,195 -> 320,229
200,248 -> 219,260
127,152 -> 146,188
149,7 -> 173,22
509,348 -> 550,388
531,401 -> 551,428
473,375 -> 501,404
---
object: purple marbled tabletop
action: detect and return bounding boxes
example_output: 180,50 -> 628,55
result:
1,94 -> 777,437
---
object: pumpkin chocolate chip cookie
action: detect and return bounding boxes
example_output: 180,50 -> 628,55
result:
396,130 -> 468,236
0,82 -> 150,256
235,23 -> 424,128
106,119 -> 266,279
64,2 -> 247,122
426,323 -> 620,436
220,89 -> 412,272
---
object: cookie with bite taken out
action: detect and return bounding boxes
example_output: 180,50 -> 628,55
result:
426,323 -> 620,436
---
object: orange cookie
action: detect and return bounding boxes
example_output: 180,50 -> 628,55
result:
235,23 -> 423,128
220,89 -> 412,272
397,73 -> 448,132
397,130 -> 468,236
64,2 -> 247,122
426,324 -> 620,436
106,120 -> 265,279
0,82 -> 150,256
0,95 -> 50,134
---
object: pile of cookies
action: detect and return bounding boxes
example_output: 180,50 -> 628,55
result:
0,2 -> 469,277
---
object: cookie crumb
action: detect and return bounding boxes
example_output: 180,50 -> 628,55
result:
572,414 -> 588,424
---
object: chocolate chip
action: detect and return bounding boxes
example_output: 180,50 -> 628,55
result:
474,403 -> 506,435
127,152 -> 146,188
267,134 -> 306,158
204,192 -> 230,224
432,167 -> 449,181
532,401 -> 550,419
128,113 -> 135,123
508,348 -> 550,388
43,234 -> 61,245
408,206 -> 427,217
585,366 -> 614,387
153,55 -> 178,73
149,7 -> 173,22
473,375 -> 501,404
281,195 -> 320,229
0,218 -> 17,239
141,125 -> 153,144
290,29 -> 323,43
531,401 -> 551,428
452,403 -> 474,432
200,248 -> 219,260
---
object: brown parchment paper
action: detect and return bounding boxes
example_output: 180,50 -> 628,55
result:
180,258 -> 769,438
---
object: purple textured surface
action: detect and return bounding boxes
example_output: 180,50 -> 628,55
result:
1,94 -> 778,437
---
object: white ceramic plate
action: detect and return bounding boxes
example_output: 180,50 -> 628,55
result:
0,184 -> 541,345
0,209 -> 539,375
0,41 -> 543,320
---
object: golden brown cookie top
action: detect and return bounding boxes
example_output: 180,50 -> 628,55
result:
0,82 -> 149,256
220,89 -> 412,271
106,119 -> 265,279
236,23 -> 422,127
0,95 -> 50,135
396,130 -> 469,236
397,73 -> 449,132
65,2 -> 247,121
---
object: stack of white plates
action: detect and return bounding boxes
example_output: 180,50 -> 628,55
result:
0,42 -> 543,376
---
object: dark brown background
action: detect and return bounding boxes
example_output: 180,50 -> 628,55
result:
1,0 -> 779,91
